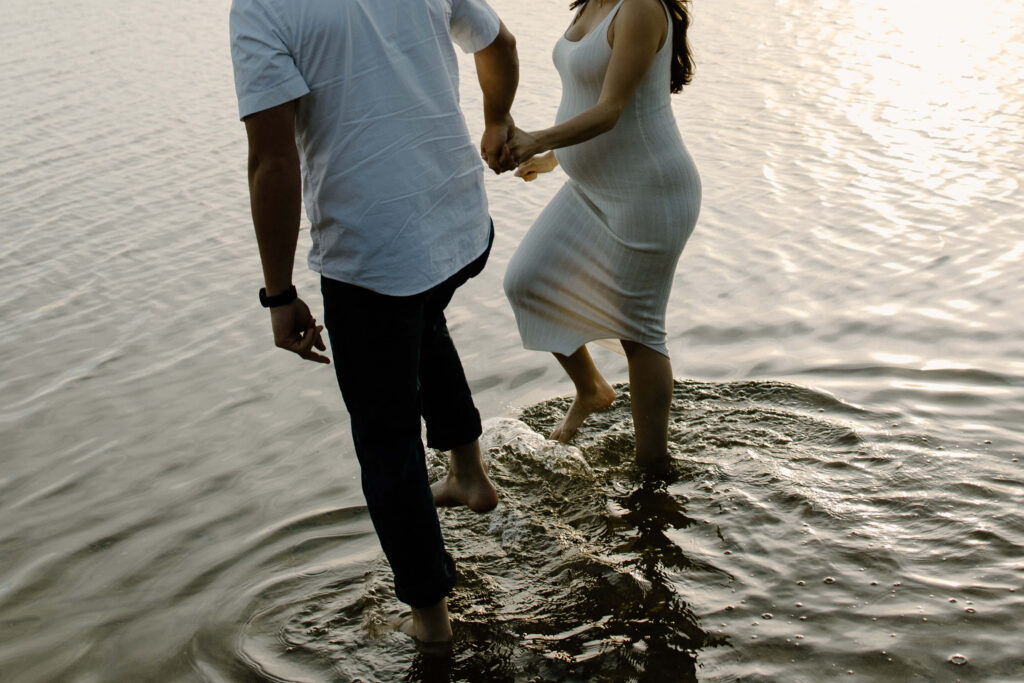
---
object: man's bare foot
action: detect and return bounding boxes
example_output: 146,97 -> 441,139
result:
394,598 -> 453,645
431,440 -> 499,513
550,381 -> 616,443
431,473 -> 498,513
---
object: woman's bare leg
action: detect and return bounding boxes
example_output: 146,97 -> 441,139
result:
550,345 -> 616,443
621,340 -> 673,471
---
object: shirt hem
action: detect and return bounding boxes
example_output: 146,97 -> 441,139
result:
309,218 -> 492,297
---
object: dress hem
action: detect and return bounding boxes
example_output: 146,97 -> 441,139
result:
520,335 -> 670,359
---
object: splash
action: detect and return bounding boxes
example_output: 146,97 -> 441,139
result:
233,379 -> 1020,681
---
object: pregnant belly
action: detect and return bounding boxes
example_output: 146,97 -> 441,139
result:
558,129 -> 694,197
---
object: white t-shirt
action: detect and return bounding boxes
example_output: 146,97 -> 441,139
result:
230,0 -> 500,295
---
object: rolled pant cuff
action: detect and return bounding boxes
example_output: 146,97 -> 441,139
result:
394,551 -> 458,608
425,410 -> 483,452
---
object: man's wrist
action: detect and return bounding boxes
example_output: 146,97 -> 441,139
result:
484,113 -> 513,129
259,284 -> 297,308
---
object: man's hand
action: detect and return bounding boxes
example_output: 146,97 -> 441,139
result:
514,151 -> 558,182
270,297 -> 330,364
480,120 -> 516,174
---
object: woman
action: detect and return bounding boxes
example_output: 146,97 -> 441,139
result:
503,0 -> 700,470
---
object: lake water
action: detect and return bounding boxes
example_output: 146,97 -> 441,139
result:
1,0 -> 1022,680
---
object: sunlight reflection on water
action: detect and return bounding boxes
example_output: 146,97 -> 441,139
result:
1,0 -> 1023,680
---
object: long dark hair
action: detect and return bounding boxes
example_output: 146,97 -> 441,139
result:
569,0 -> 694,92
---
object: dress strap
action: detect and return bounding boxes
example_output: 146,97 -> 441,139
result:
604,0 -> 630,30
563,0 -> 629,44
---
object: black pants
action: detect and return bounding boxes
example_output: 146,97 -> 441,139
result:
320,228 -> 491,608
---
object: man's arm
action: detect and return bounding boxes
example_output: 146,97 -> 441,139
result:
474,21 -> 519,174
244,100 -> 329,364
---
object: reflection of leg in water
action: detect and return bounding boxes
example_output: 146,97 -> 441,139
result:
617,480 -> 713,681
621,340 -> 673,473
550,345 -> 616,443
431,440 -> 498,513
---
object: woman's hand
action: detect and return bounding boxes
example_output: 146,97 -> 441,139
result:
514,151 -> 558,182
507,127 -> 544,166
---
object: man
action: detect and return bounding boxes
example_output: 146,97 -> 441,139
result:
229,0 -> 518,643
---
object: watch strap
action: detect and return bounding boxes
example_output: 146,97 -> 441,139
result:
259,284 -> 297,308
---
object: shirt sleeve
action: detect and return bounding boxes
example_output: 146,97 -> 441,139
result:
229,0 -> 310,120
449,0 -> 501,54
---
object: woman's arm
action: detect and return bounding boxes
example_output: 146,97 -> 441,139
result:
509,0 -> 667,163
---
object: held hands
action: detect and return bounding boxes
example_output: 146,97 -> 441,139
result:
480,122 -> 555,182
508,127 -> 556,182
480,119 -> 516,174
477,121 -> 552,181
506,126 -> 543,167
270,297 -> 330,364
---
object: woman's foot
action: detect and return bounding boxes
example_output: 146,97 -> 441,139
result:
431,440 -> 499,513
636,452 -> 673,478
550,381 -> 616,443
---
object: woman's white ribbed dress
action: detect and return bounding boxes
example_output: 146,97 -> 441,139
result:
503,0 -> 701,357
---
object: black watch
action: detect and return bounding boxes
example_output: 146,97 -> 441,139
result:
259,284 -> 297,308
